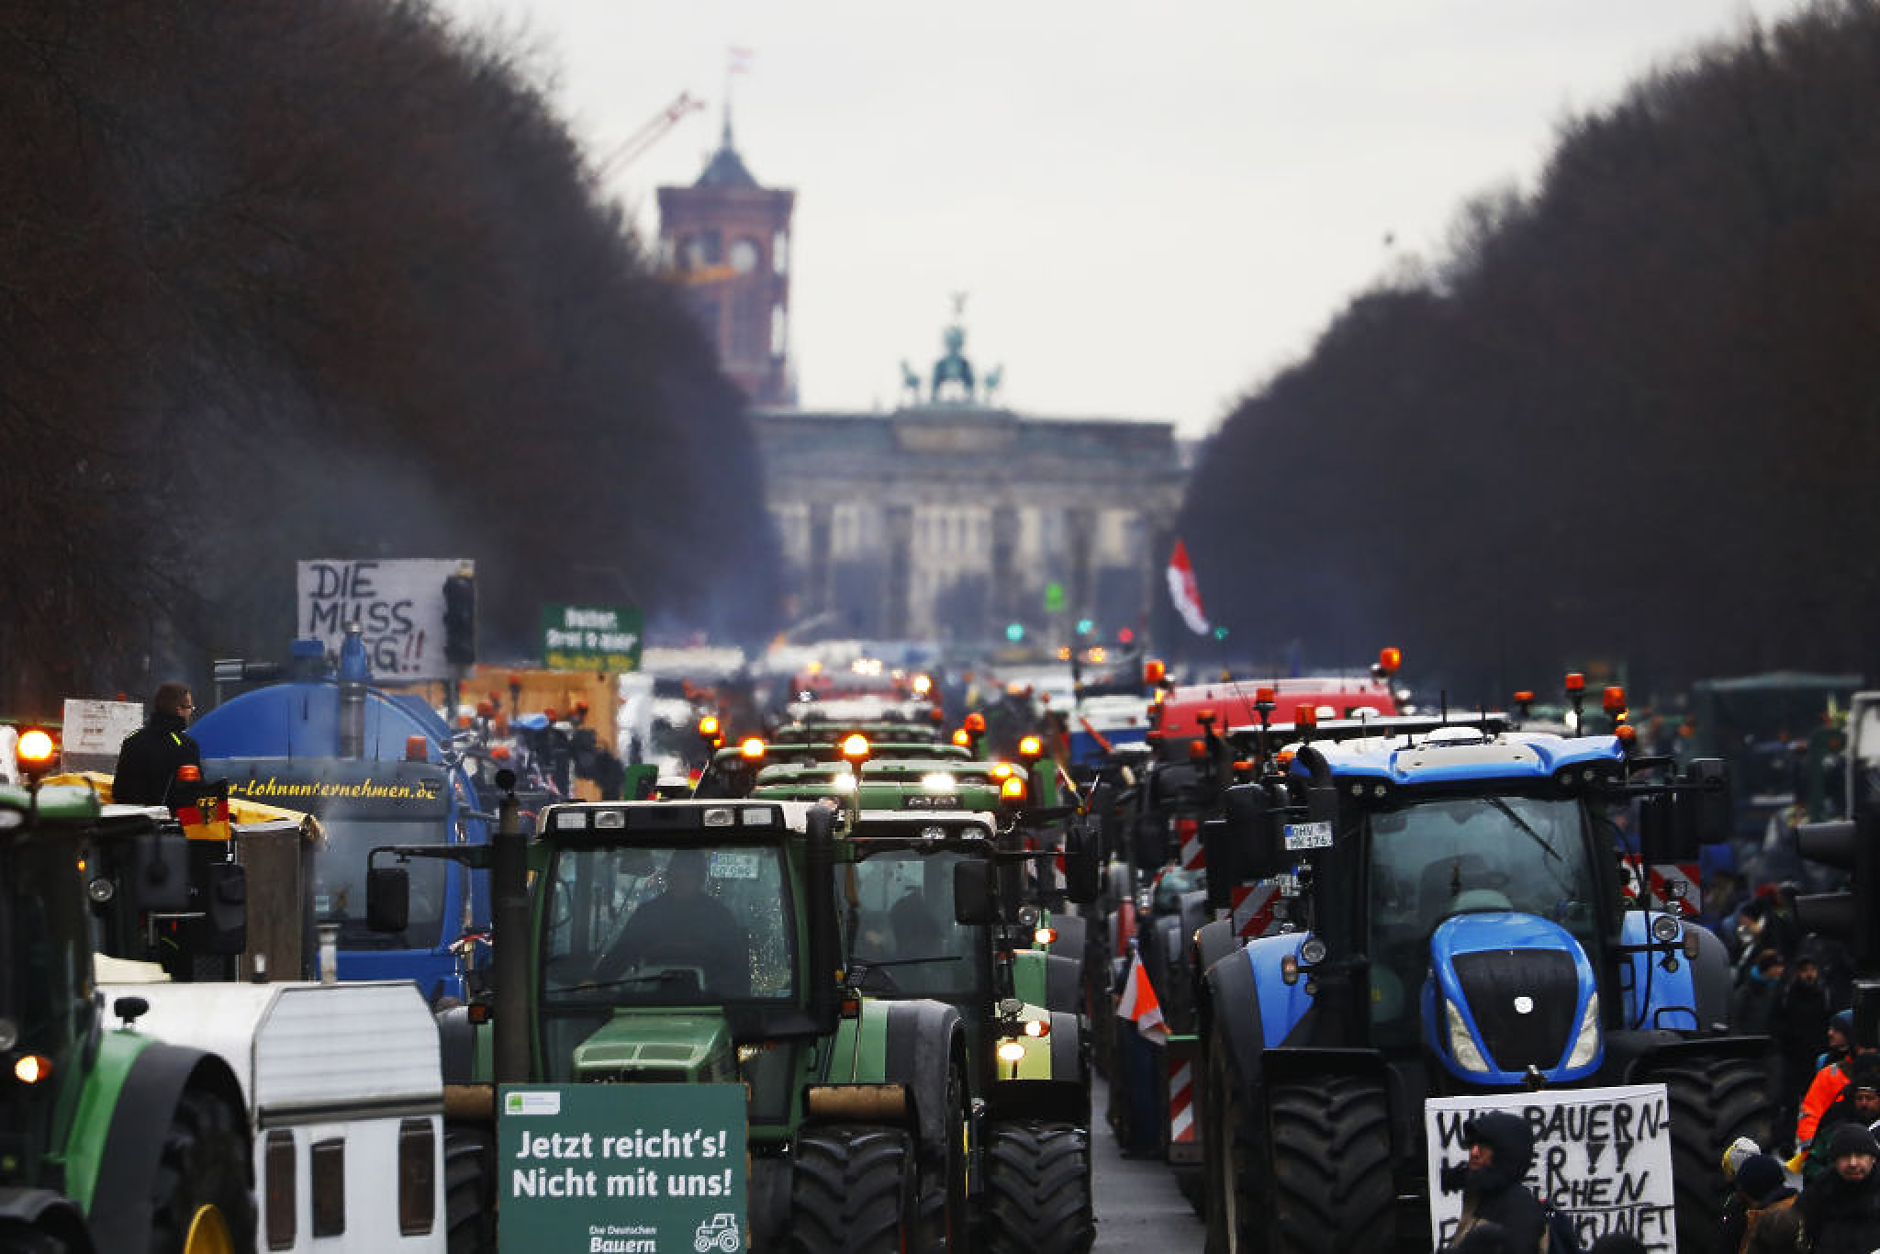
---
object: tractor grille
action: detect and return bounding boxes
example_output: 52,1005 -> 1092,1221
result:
1452,949 -> 1577,1072
587,1069 -> 689,1084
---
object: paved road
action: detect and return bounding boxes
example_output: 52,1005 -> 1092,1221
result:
1090,1076 -> 1208,1250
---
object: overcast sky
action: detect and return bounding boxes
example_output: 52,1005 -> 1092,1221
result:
436,0 -> 1811,437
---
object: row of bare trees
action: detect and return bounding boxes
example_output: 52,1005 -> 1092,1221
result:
1180,0 -> 1880,702
0,0 -> 778,716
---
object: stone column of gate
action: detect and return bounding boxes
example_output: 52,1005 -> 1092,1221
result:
807,502 -> 834,619
990,503 -> 1020,631
884,503 -> 914,640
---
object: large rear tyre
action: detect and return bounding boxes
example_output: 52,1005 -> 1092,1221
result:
1266,1075 -> 1394,1254
150,1085 -> 254,1254
981,1120 -> 1094,1254
444,1123 -> 497,1254
913,1065 -> 969,1253
1652,1056 -> 1773,1254
788,1125 -> 916,1254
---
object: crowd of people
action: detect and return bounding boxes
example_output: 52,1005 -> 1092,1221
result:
1436,862 -> 1880,1252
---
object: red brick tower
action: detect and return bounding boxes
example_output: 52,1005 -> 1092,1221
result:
656,118 -> 795,406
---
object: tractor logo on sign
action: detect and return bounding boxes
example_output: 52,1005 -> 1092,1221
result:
694,1213 -> 742,1252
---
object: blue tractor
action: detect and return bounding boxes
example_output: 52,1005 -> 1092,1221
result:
1195,707 -> 1766,1253
190,626 -> 490,1000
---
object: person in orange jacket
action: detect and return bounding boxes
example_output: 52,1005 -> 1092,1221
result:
1798,1041 -> 1880,1150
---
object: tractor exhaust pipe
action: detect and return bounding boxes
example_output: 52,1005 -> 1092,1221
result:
337,624 -> 369,759
805,805 -> 840,1036
492,774 -> 531,1084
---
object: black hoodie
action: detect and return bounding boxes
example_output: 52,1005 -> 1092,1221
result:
112,710 -> 200,806
1442,1111 -> 1546,1253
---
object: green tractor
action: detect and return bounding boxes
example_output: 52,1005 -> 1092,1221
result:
750,760 -> 1102,1253
1,749 -> 253,1253
368,779 -> 974,1252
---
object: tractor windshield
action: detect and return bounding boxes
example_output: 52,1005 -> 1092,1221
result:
540,842 -> 796,1006
1364,795 -> 1600,1048
218,758 -> 455,950
316,814 -> 450,948
843,849 -> 979,1000
1,831 -> 93,1060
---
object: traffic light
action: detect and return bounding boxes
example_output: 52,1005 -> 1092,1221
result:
1075,617 -> 1095,636
1796,812 -> 1880,973
1005,622 -> 1025,643
443,574 -> 477,667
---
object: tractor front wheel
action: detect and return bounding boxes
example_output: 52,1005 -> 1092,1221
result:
1266,1074 -> 1394,1254
980,1120 -> 1094,1254
1202,1025 -> 1255,1254
788,1125 -> 916,1253
1654,1056 -> 1773,1254
150,1085 -> 254,1254
444,1122 -> 497,1254
913,1064 -> 969,1252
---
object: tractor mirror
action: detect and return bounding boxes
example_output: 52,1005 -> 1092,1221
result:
1676,758 -> 1732,846
1639,793 -> 1685,865
952,860 -> 995,925
1065,825 -> 1100,906
131,834 -> 190,913
1223,784 -> 1283,882
196,862 -> 247,955
1200,817 -> 1240,911
366,866 -> 410,934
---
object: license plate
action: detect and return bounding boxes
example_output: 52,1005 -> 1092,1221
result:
1282,821 -> 1333,850
905,795 -> 960,809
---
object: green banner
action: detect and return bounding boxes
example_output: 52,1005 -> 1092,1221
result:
498,1083 -> 747,1252
542,603 -> 643,672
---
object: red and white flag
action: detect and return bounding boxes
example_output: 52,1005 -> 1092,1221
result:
1167,538 -> 1210,636
1117,951 -> 1168,1045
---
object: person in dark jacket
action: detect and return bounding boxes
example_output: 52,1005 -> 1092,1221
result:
1773,955 -> 1835,1152
1798,1122 -> 1880,1253
1449,1220 -> 1514,1253
1732,949 -> 1785,1034
1440,1110 -> 1545,1252
1734,1152 -> 1802,1253
112,681 -> 199,806
1586,1236 -> 1647,1254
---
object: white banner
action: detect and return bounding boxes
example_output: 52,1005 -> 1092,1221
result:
1425,1084 -> 1675,1252
61,698 -> 145,762
296,558 -> 472,681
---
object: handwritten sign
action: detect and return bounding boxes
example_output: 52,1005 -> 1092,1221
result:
499,1084 -> 746,1252
1426,1084 -> 1676,1252
295,559 -> 472,680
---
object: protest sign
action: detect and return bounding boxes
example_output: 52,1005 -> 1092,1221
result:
1426,1084 -> 1676,1252
295,558 -> 472,680
498,1084 -> 747,1253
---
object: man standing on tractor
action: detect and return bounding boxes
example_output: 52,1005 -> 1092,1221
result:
113,680 -> 200,805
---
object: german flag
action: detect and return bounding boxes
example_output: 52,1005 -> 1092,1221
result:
173,779 -> 233,843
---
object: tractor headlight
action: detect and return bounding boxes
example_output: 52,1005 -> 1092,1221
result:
1565,992 -> 1602,1069
996,1040 -> 1026,1064
1649,913 -> 1681,945
1444,999 -> 1491,1073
